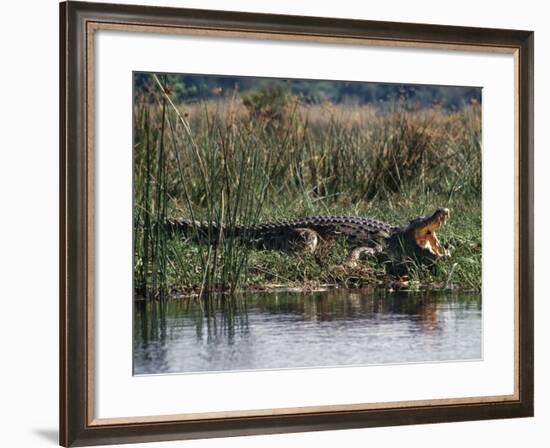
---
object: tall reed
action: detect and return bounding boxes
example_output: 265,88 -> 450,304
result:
134,77 -> 277,298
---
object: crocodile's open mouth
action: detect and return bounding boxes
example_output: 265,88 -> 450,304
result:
414,208 -> 450,257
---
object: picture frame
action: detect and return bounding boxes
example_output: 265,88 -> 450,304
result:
59,1 -> 534,446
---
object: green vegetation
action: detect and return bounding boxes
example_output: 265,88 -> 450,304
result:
133,74 -> 481,299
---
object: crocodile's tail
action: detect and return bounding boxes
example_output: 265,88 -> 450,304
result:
165,217 -> 255,242
165,218 -> 312,249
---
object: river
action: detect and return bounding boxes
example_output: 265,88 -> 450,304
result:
134,288 -> 481,375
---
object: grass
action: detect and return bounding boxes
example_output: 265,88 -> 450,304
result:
133,79 -> 481,299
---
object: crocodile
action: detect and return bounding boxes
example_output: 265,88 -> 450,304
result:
166,208 -> 450,265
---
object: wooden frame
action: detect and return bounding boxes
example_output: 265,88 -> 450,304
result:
60,1 -> 534,446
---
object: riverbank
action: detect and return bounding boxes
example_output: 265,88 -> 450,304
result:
141,196 -> 481,299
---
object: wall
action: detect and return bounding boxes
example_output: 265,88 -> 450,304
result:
0,0 -> 546,447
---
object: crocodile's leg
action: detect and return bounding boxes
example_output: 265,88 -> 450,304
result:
290,228 -> 320,254
345,245 -> 380,267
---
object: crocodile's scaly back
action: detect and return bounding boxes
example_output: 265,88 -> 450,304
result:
250,216 -> 396,247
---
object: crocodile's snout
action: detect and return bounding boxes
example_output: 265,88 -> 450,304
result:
412,208 -> 450,258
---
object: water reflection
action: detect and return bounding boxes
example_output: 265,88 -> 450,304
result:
134,288 -> 481,375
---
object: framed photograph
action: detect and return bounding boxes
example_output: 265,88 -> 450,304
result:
59,1 -> 533,446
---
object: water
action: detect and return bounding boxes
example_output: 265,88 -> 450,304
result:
133,288 -> 481,375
